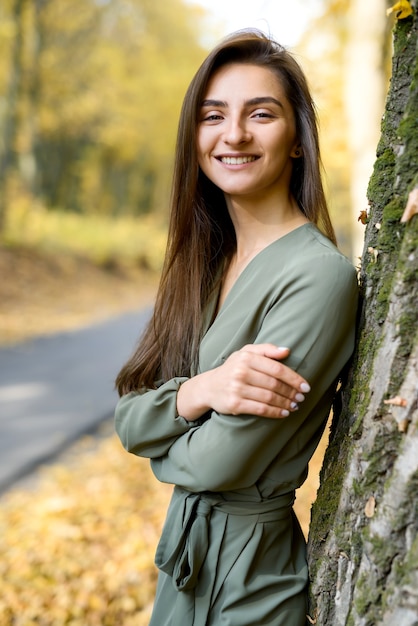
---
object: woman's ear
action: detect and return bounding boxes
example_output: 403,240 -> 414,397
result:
291,144 -> 303,158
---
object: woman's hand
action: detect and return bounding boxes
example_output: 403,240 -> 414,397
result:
177,344 -> 310,422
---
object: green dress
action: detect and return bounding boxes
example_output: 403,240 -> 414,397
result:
115,223 -> 358,626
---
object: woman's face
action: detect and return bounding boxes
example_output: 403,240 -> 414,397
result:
197,63 -> 300,204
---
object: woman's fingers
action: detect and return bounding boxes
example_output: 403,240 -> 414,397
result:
232,345 -> 311,398
227,384 -> 298,418
230,399 -> 294,419
213,344 -> 312,419
193,343 -> 312,419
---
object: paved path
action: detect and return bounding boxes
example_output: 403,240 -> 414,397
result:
0,308 -> 151,493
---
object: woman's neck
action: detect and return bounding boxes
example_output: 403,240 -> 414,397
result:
226,193 -> 309,262
215,195 -> 309,313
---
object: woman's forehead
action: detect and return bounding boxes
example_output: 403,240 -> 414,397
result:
202,63 -> 289,106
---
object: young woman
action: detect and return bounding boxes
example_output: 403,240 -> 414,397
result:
115,30 -> 358,626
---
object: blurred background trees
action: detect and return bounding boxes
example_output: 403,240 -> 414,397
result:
297,0 -> 392,260
0,0 -> 392,264
0,0 -> 206,230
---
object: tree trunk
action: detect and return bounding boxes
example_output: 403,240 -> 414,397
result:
308,7 -> 418,626
18,0 -> 47,197
0,0 -> 25,233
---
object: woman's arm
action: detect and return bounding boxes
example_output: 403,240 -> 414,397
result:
177,344 -> 310,421
149,254 -> 358,492
115,349 -> 306,457
116,249 -> 358,491
115,377 -> 190,458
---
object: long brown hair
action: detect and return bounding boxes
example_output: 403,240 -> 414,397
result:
116,29 -> 336,395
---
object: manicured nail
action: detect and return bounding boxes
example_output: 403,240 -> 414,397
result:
295,393 -> 305,403
290,401 -> 298,409
281,409 -> 290,417
300,382 -> 311,393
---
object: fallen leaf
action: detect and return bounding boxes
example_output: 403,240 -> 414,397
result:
398,418 -> 410,433
384,396 -> 408,407
368,247 -> 379,263
0,433 -> 172,625
365,496 -> 376,518
358,210 -> 368,225
400,188 -> 418,223
307,611 -> 318,625
386,0 -> 413,19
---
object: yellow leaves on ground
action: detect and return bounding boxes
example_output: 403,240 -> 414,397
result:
0,425 -> 172,625
386,0 -> 413,19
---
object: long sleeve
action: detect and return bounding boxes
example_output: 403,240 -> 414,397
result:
114,224 -> 358,494
115,377 -> 192,458
150,251 -> 358,492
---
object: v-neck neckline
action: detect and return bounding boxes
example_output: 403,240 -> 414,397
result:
205,222 -> 313,332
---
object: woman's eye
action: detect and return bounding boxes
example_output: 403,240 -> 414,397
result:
252,111 -> 274,119
202,113 -> 223,122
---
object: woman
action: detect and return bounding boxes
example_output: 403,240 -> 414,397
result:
115,30 -> 358,626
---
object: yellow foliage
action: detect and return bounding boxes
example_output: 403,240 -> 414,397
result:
4,195 -> 167,271
0,429 -> 172,625
0,0 -> 209,218
386,0 -> 413,19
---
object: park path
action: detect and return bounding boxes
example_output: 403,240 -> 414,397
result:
0,308 -> 150,493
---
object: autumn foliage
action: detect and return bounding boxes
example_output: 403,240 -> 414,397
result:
0,429 -> 172,625
0,0 -> 208,229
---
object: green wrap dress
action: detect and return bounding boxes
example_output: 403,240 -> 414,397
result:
115,223 -> 359,626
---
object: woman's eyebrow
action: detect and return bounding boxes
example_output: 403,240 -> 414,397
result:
200,96 -> 283,109
246,96 -> 284,109
201,99 -> 227,108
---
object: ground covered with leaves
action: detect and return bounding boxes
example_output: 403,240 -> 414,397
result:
0,244 -> 158,345
0,427 -> 172,625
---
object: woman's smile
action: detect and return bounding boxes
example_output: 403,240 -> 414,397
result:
217,154 -> 259,165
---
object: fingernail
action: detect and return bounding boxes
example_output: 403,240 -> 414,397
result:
290,401 -> 298,410
281,409 -> 290,417
300,382 -> 311,393
277,346 -> 289,351
295,393 -> 305,403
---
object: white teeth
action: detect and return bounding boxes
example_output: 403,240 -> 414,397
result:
220,156 -> 257,165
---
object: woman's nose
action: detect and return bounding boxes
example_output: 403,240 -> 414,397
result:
223,117 -> 251,145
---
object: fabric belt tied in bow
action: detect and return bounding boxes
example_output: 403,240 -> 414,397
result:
155,486 -> 294,592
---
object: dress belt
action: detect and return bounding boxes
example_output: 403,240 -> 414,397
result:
155,486 -> 295,592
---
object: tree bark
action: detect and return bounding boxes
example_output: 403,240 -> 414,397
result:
308,6 -> 418,626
